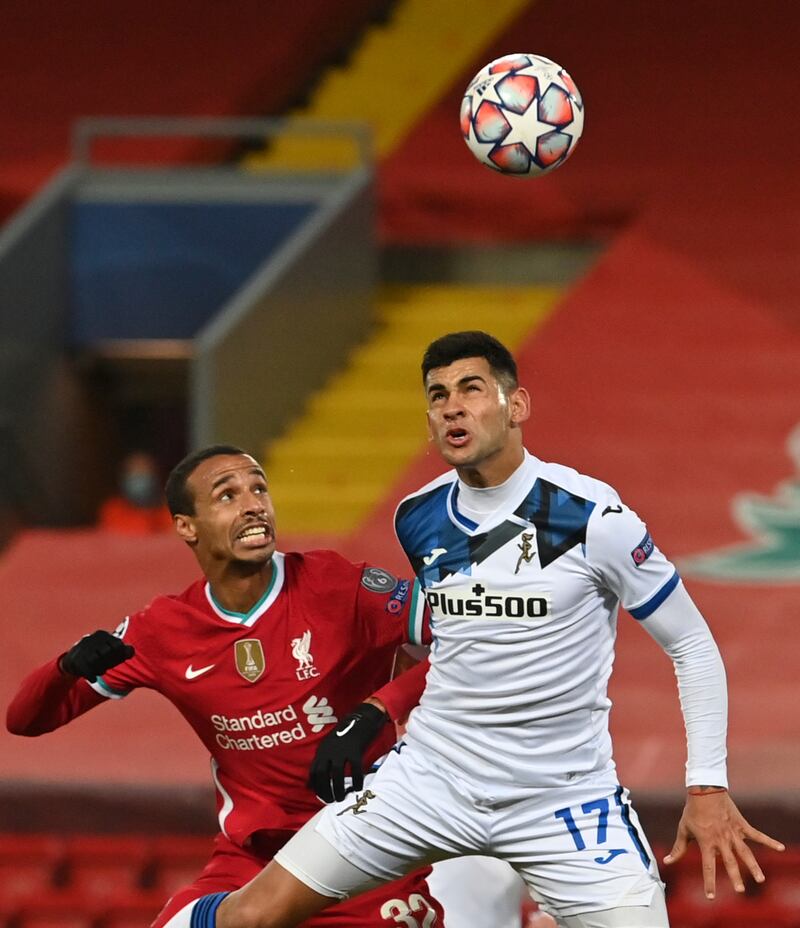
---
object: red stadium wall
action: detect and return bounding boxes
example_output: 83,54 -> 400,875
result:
0,0 -> 390,220
1,0 -> 798,848
350,229 -> 800,806
381,0 -> 800,321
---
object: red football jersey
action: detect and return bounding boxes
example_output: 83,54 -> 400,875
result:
86,550 -> 428,845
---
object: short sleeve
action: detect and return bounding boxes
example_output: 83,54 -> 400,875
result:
586,497 -> 680,620
355,566 -> 431,649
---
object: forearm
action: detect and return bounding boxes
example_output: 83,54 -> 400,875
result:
6,656 -> 103,735
671,631 -> 728,787
640,583 -> 728,787
369,657 -> 429,723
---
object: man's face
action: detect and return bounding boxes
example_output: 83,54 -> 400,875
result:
425,356 -> 529,473
176,454 -> 276,567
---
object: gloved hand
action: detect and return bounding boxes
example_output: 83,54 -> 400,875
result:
309,702 -> 388,802
59,630 -> 135,682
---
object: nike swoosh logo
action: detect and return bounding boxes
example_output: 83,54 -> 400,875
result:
185,664 -> 215,680
423,547 -> 448,566
602,505 -> 623,517
336,719 -> 357,737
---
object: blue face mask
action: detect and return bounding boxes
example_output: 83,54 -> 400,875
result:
121,472 -> 159,507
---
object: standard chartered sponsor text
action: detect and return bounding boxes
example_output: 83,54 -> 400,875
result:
212,702 -> 320,751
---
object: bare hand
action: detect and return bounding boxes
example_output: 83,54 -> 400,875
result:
664,791 -> 785,899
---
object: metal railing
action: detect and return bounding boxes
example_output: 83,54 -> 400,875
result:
71,116 -> 373,168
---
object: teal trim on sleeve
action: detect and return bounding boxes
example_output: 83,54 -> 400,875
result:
94,676 -> 131,698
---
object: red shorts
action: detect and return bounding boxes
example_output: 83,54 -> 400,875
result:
153,832 -> 445,928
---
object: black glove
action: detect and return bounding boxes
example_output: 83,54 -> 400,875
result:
59,630 -> 135,682
309,702 -> 388,803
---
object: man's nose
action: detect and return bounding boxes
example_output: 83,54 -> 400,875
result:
443,397 -> 464,418
242,494 -> 266,513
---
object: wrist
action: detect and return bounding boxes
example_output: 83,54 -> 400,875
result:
687,785 -> 728,797
57,654 -> 77,678
363,697 -> 389,719
357,702 -> 389,726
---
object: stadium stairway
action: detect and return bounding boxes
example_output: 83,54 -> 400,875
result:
242,0 -> 532,170
262,283 -> 562,535
0,1 -> 395,222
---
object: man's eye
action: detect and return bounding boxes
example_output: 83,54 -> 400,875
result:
219,491 -> 232,502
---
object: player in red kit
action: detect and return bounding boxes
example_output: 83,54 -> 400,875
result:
6,445 -> 439,928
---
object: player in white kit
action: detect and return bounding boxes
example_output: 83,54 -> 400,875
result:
187,332 -> 783,928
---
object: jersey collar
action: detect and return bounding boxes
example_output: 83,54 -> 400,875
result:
448,451 -> 541,535
204,552 -> 285,626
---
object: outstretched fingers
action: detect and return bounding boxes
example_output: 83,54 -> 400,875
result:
663,827 -> 689,866
733,836 -> 765,885
665,793 -> 785,899
742,822 -> 786,854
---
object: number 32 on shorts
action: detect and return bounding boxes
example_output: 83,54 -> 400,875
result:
380,892 -> 438,927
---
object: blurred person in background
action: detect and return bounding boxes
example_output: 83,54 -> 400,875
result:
98,449 -> 173,534
6,445 -> 450,928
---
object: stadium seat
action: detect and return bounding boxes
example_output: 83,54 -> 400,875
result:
762,847 -> 800,909
149,835 -> 213,898
0,834 -> 64,905
63,835 -> 151,902
13,894 -> 99,928
665,897 -> 717,928
97,891 -> 166,928
706,900 -> 800,928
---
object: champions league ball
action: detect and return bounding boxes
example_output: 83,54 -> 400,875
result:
461,53 -> 584,177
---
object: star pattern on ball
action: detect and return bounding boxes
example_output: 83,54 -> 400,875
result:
500,92 -> 562,152
461,54 -> 584,177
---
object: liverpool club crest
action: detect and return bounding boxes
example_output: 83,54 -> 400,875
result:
291,630 -> 319,680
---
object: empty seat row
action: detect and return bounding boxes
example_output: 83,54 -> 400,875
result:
0,834 -> 796,928
0,834 -> 212,905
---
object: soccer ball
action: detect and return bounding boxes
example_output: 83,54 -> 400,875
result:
460,53 -> 584,177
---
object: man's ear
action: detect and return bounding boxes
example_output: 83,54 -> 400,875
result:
174,514 -> 198,546
426,410 -> 434,441
510,386 -> 531,426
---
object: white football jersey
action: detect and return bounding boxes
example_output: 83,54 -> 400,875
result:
395,451 -> 680,787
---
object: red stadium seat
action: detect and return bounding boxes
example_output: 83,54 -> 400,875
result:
97,891 -> 166,928
0,834 -> 64,905
14,894 -> 99,928
762,848 -> 800,909
706,900 -> 800,928
63,836 -> 151,902
149,835 -> 213,898
666,897 -> 717,928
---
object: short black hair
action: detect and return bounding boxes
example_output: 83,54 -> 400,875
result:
421,331 -> 519,390
165,444 -> 250,516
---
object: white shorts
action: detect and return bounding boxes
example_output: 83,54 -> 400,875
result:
275,744 -> 665,921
